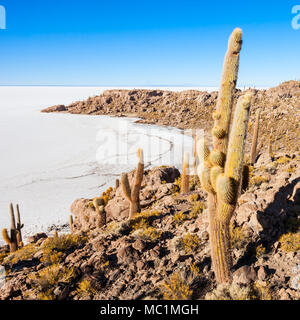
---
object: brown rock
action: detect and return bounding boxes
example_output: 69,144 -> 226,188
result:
257,266 -> 267,281
233,265 -> 257,284
116,245 -> 139,265
27,233 -> 48,244
132,239 -> 146,252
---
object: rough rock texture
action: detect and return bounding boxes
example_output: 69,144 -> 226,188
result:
1,153 -> 300,300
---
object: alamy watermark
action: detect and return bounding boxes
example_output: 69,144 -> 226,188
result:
292,5 -> 300,29
95,120 -> 205,174
0,5 -> 6,29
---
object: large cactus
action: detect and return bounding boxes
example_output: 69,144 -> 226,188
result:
196,28 -> 253,283
2,203 -> 20,252
121,148 -> 144,218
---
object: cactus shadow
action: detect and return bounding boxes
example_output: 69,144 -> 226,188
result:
257,176 -> 300,248
235,176 -> 300,268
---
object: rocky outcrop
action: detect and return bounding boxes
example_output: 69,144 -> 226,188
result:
42,81 -> 300,154
70,166 -> 180,232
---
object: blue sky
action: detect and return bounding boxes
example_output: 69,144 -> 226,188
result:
0,0 -> 299,86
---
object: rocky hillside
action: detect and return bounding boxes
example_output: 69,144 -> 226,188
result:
0,151 -> 299,300
42,81 -> 300,154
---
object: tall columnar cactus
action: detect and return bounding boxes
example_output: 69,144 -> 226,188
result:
15,204 -> 24,248
121,148 -> 144,218
196,28 -> 253,283
2,203 -> 19,252
181,152 -> 190,194
250,109 -> 260,165
93,197 -> 106,227
268,128 -> 273,157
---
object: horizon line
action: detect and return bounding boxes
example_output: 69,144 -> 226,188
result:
0,84 -> 272,88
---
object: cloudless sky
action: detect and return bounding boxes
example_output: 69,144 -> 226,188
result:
0,0 -> 299,86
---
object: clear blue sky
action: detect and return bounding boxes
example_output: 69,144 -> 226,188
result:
0,0 -> 299,86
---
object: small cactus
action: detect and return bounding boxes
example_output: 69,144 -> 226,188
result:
121,148 -> 144,218
250,109 -> 260,165
69,214 -> 74,233
115,178 -> 120,189
181,152 -> 190,194
2,203 -> 19,252
93,198 -> 106,228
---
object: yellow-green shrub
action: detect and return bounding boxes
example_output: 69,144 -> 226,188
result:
182,233 -> 201,254
29,264 -> 75,300
76,279 -> 97,298
3,244 -> 39,265
279,233 -> 300,252
160,272 -> 193,300
41,233 -> 87,264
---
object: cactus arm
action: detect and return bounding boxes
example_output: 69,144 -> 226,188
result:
2,228 -> 12,244
121,173 -> 132,202
250,109 -> 260,165
15,204 -> 23,247
224,92 -> 252,188
181,152 -> 190,194
2,228 -> 17,252
217,92 -> 252,223
212,28 -> 243,154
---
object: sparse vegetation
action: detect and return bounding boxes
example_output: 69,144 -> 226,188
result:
279,233 -> 300,252
76,279 -> 97,298
29,264 -> 76,300
230,225 -> 250,249
160,271 -> 194,300
182,233 -> 201,254
3,243 -> 39,265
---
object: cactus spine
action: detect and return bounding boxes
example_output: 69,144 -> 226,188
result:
196,28 -> 253,283
181,152 -> 190,194
250,109 -> 260,165
121,148 -> 144,218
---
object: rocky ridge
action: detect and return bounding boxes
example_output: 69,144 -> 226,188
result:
42,81 -> 300,154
